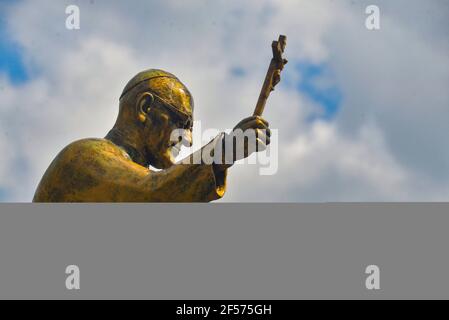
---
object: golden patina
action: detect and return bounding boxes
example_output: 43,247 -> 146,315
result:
33,138 -> 226,202
33,69 -> 228,202
33,67 -> 273,202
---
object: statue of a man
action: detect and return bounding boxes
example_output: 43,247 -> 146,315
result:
33,69 -> 270,202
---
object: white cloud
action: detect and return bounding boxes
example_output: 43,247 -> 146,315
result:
0,0 -> 448,201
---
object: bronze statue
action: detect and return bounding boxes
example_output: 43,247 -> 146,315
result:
33,36 -> 286,202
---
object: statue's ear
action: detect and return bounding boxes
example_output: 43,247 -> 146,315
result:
136,92 -> 154,123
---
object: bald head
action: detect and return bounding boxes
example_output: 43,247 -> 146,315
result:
120,69 -> 193,116
108,69 -> 195,169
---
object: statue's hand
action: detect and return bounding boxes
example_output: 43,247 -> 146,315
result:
215,116 -> 271,170
232,116 -> 271,154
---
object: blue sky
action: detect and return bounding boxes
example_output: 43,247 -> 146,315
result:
0,2 -> 29,202
296,63 -> 342,121
0,4 -> 29,84
229,62 -> 343,122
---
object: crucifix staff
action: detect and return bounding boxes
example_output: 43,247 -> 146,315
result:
253,35 -> 288,116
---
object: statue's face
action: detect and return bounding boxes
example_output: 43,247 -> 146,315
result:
143,86 -> 193,169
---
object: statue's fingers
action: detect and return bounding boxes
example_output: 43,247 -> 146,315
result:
238,115 -> 259,126
236,121 -> 253,132
242,118 -> 269,131
255,116 -> 269,127
256,137 -> 267,152
238,116 -> 269,128
265,135 -> 271,145
255,129 -> 270,145
257,137 -> 270,150
265,127 -> 271,137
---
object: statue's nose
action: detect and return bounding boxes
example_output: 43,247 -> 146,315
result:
182,129 -> 193,147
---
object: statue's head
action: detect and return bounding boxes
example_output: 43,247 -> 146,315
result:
117,69 -> 194,169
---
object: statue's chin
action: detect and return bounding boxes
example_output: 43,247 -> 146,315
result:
152,152 -> 176,169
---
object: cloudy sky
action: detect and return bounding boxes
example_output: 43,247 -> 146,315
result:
0,0 -> 448,202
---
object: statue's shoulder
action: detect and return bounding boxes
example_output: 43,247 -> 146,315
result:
46,138 -> 130,172
59,138 -> 125,159
64,138 -> 115,150
33,138 -> 124,202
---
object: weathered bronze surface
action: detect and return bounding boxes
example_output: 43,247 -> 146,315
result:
33,68 -> 273,202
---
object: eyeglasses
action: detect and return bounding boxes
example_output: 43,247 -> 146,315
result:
149,91 -> 193,130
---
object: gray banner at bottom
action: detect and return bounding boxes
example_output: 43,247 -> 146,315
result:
0,203 -> 448,299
